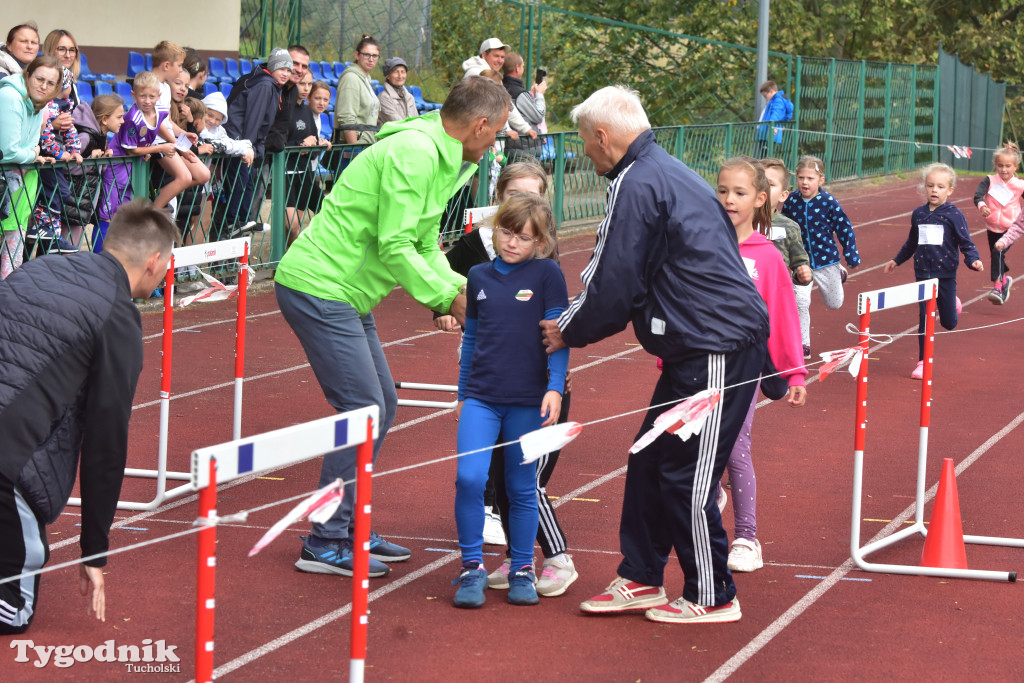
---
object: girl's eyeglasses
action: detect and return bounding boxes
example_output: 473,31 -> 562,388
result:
497,228 -> 537,244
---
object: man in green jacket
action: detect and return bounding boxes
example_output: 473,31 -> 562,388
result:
275,76 -> 510,578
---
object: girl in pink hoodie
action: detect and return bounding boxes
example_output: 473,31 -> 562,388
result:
974,144 -> 1024,302
715,156 -> 807,573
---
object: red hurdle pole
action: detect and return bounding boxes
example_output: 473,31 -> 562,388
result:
349,417 -> 374,682
195,457 -> 217,683
232,244 -> 249,440
920,283 -> 937,425
852,299 -> 871,453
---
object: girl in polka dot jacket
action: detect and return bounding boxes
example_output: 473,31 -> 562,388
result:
781,155 -> 860,358
884,163 -> 982,379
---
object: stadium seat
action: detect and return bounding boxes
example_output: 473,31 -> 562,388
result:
407,85 -> 442,113
321,61 -> 338,85
328,86 -> 337,111
127,51 -> 147,78
239,58 -> 253,74
208,57 -> 233,84
115,81 -> 134,109
145,53 -> 153,71
219,82 -> 233,96
78,53 -> 115,83
203,82 -> 218,97
77,80 -> 93,105
373,83 -> 384,96
93,81 -> 113,96
226,58 -> 241,82
319,112 -> 332,134
334,62 -> 347,80
308,61 -> 322,81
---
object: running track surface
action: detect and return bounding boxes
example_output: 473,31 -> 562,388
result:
7,176 -> 1022,681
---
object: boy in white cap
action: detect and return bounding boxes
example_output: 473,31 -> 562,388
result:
462,37 -> 510,78
199,91 -> 255,165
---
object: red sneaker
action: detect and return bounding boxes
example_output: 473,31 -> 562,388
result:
579,576 -> 667,613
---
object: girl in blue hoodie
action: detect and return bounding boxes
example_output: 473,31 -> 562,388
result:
884,163 -> 983,379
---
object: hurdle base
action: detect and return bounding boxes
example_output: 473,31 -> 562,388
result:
66,468 -> 195,511
853,521 -> 1019,583
395,382 -> 458,410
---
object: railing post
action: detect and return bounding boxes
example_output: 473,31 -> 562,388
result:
270,151 -> 286,265
673,124 -> 685,162
553,132 -> 565,227
825,58 -> 836,175
883,63 -> 893,176
910,64 -> 918,167
856,61 -> 866,179
793,55 -> 802,168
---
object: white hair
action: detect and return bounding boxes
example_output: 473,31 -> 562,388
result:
570,85 -> 650,135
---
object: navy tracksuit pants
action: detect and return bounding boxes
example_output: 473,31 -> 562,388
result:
617,341 -> 765,607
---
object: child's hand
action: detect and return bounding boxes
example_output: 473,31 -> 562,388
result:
197,144 -> 214,156
787,385 -> 807,407
980,206 -> 992,217
434,315 -> 458,332
883,260 -> 898,274
185,132 -> 199,145
70,152 -> 84,163
178,103 -> 192,122
795,265 -> 812,284
161,143 -> 177,156
971,260 -> 984,271
507,129 -> 519,141
242,150 -> 255,166
995,239 -> 1007,251
90,149 -> 104,158
540,390 -> 562,427
320,138 -> 332,150
455,401 -> 463,422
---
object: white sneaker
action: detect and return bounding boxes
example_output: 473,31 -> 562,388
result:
716,485 -> 727,514
483,506 -> 506,546
536,554 -> 579,597
487,558 -> 511,589
727,538 -> 763,573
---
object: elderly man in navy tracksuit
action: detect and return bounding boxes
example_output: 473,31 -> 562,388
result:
541,86 -> 768,624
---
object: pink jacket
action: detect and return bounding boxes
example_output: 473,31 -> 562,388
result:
739,232 -> 807,387
997,209 -> 1024,250
975,174 -> 1024,232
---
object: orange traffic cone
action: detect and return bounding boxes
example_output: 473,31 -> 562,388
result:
920,458 -> 968,569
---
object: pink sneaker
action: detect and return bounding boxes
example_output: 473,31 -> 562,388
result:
910,361 -> 924,380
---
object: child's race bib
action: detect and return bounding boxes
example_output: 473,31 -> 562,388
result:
770,225 -> 787,241
988,182 -> 1014,207
918,223 -> 944,246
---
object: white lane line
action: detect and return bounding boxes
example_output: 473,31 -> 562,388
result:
703,408 -> 1024,683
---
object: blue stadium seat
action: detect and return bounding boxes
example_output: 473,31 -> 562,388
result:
334,62 -> 347,80
145,53 -> 153,71
127,51 -> 147,78
115,81 -> 133,109
94,81 -> 113,96
78,53 -> 115,83
239,59 -> 253,74
203,82 -> 218,97
407,85 -> 442,113
319,112 -> 332,133
308,61 -> 322,81
219,82 -> 233,96
373,84 -> 384,96
77,80 -> 93,105
226,58 -> 242,82
209,57 -> 233,84
321,61 -> 338,85
328,86 -> 336,111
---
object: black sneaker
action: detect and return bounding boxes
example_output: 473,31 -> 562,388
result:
37,236 -> 79,255
294,536 -> 390,577
368,531 -> 411,562
228,221 -> 270,239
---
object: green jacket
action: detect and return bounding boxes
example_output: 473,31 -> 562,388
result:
770,212 -> 810,283
275,111 -> 474,316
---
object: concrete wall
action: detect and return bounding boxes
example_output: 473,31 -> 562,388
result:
2,0 -> 242,74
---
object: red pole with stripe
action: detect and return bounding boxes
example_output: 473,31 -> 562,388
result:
349,416 -> 374,682
195,457 -> 217,683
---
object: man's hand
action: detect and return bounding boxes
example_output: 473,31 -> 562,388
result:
79,564 -> 106,622
539,319 -> 566,354
449,293 -> 467,328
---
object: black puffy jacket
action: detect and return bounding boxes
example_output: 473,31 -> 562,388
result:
0,251 -> 143,566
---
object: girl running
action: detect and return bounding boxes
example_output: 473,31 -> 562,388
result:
973,143 -> 1023,304
885,164 -> 983,378
716,156 -> 807,572
452,193 -> 569,609
781,155 -> 860,358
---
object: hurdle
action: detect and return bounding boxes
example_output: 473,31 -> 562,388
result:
395,382 -> 458,409
68,237 -> 252,512
850,279 -> 1021,581
190,405 -> 379,683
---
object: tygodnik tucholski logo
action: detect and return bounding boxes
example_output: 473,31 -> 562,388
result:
10,638 -> 181,672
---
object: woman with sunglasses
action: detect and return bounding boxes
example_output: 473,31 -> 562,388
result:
334,34 -> 381,146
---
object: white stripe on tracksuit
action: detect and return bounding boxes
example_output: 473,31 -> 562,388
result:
691,354 -> 725,607
557,162 -> 636,331
0,488 -> 45,630
533,451 -> 567,556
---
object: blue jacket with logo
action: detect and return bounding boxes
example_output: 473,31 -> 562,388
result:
892,202 -> 980,279
557,130 -> 768,361
781,188 -> 861,270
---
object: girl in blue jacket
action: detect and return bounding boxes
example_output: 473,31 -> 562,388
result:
781,155 -> 860,358
884,163 -> 983,379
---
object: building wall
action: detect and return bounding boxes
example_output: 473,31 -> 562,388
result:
1,0 -> 242,74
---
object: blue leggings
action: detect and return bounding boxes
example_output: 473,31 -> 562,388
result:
455,399 -> 539,567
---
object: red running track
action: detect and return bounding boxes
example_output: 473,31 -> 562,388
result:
6,176 -> 1023,681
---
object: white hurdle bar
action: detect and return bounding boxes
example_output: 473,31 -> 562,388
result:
395,382 -> 458,409
68,237 -> 252,512
190,405 -> 380,683
850,279 -> 1020,582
